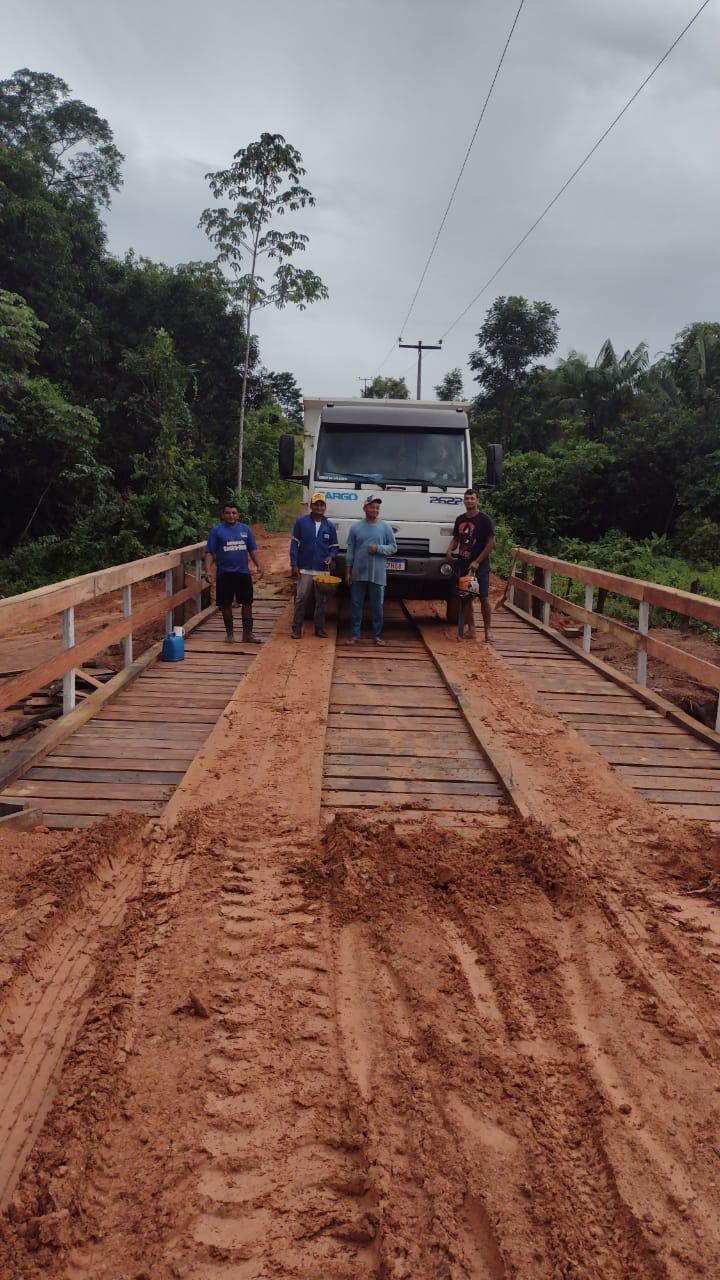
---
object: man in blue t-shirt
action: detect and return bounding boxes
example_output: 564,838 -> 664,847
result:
344,495 -> 397,645
204,503 -> 264,643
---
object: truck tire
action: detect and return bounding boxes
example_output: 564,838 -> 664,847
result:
446,593 -> 460,625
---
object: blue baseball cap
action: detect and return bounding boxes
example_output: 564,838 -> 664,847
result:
363,494 -> 382,506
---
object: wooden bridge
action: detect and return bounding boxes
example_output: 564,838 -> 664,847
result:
1,544 -> 719,830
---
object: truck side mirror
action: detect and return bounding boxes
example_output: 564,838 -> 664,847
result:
486,443 -> 503,488
278,433 -> 296,479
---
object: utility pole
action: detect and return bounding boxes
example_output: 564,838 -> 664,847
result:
398,339 -> 442,400
358,377 -> 372,395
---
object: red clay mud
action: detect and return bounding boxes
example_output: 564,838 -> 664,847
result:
1,585 -> 720,1277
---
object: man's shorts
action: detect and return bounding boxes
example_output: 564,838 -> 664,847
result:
216,571 -> 253,607
455,561 -> 490,600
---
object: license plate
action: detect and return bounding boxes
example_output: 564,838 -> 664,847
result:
387,559 -> 406,571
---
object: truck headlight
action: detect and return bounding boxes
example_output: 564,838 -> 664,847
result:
440,562 -> 453,576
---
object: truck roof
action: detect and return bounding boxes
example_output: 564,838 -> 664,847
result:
304,398 -> 470,431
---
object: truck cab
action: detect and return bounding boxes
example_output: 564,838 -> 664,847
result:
279,396 -> 501,613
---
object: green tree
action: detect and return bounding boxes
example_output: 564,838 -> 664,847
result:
435,368 -> 464,401
200,133 -> 328,491
0,68 -> 123,206
554,340 -> 649,438
361,375 -> 410,400
669,322 -> 720,414
469,296 -> 559,443
0,288 -> 46,367
120,328 -> 212,548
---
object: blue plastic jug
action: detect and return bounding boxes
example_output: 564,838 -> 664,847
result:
161,632 -> 185,662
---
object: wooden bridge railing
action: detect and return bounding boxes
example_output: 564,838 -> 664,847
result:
0,542 -> 206,717
508,547 -> 720,731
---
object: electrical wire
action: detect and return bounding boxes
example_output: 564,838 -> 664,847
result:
440,0 -> 713,341
372,0 -> 527,377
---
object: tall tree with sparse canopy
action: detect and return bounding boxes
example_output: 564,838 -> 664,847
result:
470,295 -> 559,440
0,68 -> 123,206
435,368 -> 464,401
200,133 -> 328,490
361,375 -> 409,400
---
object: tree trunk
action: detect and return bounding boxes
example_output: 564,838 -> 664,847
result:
237,305 -> 254,493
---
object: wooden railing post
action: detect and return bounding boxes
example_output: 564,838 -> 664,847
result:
122,585 -> 133,667
637,601 -> 650,686
542,569 -> 552,626
194,555 -> 203,614
583,584 -> 593,653
62,607 -> 75,714
164,569 -> 174,634
172,564 -> 186,627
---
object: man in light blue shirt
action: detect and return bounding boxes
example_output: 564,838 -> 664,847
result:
344,496 -> 397,645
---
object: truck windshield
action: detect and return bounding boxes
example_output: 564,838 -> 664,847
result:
316,427 -> 467,487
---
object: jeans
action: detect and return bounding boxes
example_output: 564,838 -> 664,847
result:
293,573 -> 326,632
350,579 -> 385,639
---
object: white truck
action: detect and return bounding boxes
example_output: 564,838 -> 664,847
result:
278,397 -> 502,620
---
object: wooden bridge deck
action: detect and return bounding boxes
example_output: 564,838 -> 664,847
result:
493,607 -> 720,828
2,593 -> 719,831
2,601 -> 284,828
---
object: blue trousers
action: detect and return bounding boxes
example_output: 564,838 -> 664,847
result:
350,579 -> 385,639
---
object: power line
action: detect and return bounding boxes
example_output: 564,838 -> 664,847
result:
373,0 -> 527,376
440,0 -> 713,341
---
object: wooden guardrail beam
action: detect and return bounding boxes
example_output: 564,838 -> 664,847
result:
0,577 -> 201,713
0,542 -> 205,639
512,546 -> 720,629
509,547 -> 720,730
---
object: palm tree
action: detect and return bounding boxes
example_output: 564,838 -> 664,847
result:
554,339 -> 649,436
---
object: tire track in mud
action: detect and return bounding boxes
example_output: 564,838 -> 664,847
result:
188,835 -> 381,1279
0,834 -> 145,1214
321,812 -> 720,1279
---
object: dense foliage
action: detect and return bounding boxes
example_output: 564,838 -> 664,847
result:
462,297 -> 720,588
0,70 -> 303,593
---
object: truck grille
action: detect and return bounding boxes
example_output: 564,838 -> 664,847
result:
395,538 -> 430,555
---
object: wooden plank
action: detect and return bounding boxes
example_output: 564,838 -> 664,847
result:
322,790 -> 504,811
583,731 -> 703,749
539,699 -> 652,717
633,779 -> 720,796
658,803 -> 720,821
28,766 -> 185,784
602,747 -> 720,767
619,766 -> 720,781
327,712 -> 467,732
10,780 -> 172,800
1,796 -> 164,814
95,707 -> 219,722
330,686 -> 455,708
49,743 -> 198,759
332,667 -> 445,687
326,730 -> 476,755
324,757 -> 497,782
323,775 -> 503,796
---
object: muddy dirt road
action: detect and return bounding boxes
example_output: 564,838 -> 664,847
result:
1,588 -> 720,1278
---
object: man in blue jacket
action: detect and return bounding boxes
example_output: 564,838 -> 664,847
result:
344,495 -> 397,645
289,493 -> 339,639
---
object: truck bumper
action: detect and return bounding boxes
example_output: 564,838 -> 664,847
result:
334,554 -> 454,600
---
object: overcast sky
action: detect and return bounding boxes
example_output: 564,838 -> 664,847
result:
4,0 -> 720,400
